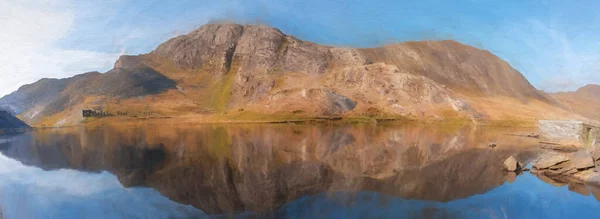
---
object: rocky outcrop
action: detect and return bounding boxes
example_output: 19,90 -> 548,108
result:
532,150 -> 600,185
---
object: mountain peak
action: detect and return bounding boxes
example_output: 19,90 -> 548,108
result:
0,22 -> 564,126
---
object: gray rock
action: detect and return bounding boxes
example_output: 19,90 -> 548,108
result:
153,24 -> 245,74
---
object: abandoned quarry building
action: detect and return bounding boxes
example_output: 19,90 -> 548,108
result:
539,120 -> 599,147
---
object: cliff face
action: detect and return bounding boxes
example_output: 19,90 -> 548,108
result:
0,23 -> 570,126
551,84 -> 600,121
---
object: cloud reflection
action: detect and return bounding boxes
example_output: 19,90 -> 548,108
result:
0,152 -> 204,219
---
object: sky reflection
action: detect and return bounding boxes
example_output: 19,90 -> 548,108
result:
0,152 -> 204,219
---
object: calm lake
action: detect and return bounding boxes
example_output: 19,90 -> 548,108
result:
0,123 -> 599,218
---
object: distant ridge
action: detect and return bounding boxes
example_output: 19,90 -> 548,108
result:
0,110 -> 29,130
551,84 -> 600,121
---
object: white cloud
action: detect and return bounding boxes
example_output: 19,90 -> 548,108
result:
502,19 -> 600,92
0,0 -> 120,97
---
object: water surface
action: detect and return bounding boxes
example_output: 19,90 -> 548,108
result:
0,123 -> 599,218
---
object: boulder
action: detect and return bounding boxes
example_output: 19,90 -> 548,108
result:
533,153 -> 570,169
504,156 -> 519,171
569,151 -> 595,170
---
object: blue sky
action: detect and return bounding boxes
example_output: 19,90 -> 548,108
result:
2,0 -> 600,96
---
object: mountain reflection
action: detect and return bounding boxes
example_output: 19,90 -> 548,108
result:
0,123 -> 540,215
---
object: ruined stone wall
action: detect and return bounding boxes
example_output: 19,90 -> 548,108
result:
539,120 -> 584,143
587,125 -> 600,148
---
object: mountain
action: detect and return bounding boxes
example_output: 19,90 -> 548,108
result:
0,67 -> 176,125
0,110 -> 29,130
551,84 -> 600,121
0,23 -> 576,127
359,41 -> 548,100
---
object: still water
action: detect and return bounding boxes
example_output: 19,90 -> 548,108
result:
0,123 -> 599,218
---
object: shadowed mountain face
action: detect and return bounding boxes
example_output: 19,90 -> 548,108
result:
0,123 -> 540,215
0,110 -> 29,130
0,23 -> 568,127
0,67 -> 176,124
551,84 -> 600,121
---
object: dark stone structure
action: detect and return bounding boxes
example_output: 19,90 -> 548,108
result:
82,110 -> 111,118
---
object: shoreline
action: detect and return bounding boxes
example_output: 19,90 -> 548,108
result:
27,114 -> 541,129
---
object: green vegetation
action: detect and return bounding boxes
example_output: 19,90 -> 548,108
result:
342,116 -> 378,124
210,64 -> 237,112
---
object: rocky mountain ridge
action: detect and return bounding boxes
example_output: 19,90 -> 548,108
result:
0,23 -> 576,126
551,84 -> 600,121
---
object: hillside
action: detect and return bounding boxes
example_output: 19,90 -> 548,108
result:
0,110 -> 29,130
0,23 -> 577,127
359,41 -> 549,100
551,84 -> 600,121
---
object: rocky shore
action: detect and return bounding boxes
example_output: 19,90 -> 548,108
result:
503,143 -> 600,194
531,149 -> 600,185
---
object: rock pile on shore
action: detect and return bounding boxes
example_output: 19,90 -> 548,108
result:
531,150 -> 600,184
